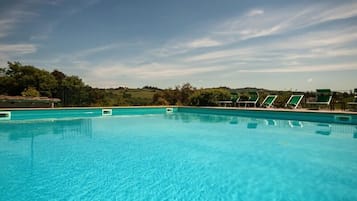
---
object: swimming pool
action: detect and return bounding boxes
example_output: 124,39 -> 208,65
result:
1,107 -> 357,200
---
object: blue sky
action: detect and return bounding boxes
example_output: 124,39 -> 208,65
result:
1,0 -> 357,91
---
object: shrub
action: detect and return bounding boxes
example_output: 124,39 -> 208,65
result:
189,89 -> 230,106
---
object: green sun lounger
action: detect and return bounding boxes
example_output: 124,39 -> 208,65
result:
285,94 -> 304,109
260,95 -> 277,108
237,91 -> 259,107
218,93 -> 239,107
347,88 -> 357,105
307,89 -> 332,109
347,88 -> 357,111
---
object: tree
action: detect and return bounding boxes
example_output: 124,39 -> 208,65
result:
60,75 -> 95,106
179,83 -> 195,105
1,62 -> 57,97
21,87 -> 40,97
189,89 -> 230,106
51,69 -> 67,102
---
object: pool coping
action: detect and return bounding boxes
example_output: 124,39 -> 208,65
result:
0,105 -> 356,115
1,106 -> 356,124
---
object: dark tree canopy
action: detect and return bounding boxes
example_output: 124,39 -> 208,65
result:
0,62 -> 57,97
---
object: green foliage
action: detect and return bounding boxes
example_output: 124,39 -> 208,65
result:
152,83 -> 194,105
61,76 -> 89,106
1,62 -> 57,97
21,87 -> 40,97
189,88 -> 231,106
1,61 -> 355,108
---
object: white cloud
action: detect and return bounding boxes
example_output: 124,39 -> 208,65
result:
81,61 -> 230,87
151,1 -> 357,60
214,2 -> 357,41
238,63 -> 357,73
5,1 -> 356,90
0,44 -> 37,64
0,44 -> 37,54
89,62 -> 224,79
186,38 -> 221,48
0,7 -> 38,38
0,19 -> 17,38
184,23 -> 357,65
247,9 -> 264,17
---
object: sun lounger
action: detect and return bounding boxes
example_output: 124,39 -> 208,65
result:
218,93 -> 239,107
307,89 -> 332,109
260,95 -> 277,108
237,91 -> 259,107
347,88 -> 357,105
285,94 -> 304,109
347,88 -> 357,111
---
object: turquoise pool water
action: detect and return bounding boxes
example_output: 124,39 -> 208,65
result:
0,110 -> 357,200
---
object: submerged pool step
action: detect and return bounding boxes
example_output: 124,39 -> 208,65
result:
0,111 -> 11,120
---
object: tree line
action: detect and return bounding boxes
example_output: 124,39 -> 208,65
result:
0,62 -> 232,106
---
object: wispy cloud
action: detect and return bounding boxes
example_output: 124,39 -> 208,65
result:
84,62 -> 227,87
0,44 -> 37,54
2,0 -> 356,90
238,63 -> 357,73
153,1 -> 357,61
0,10 -> 37,38
0,19 -> 15,38
0,44 -> 37,62
214,2 -> 357,40
90,62 -> 224,79
72,43 -> 125,58
152,37 -> 222,58
186,38 -> 222,48
246,9 -> 264,17
183,24 -> 357,66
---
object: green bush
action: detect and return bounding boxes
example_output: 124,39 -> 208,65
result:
189,89 -> 230,106
21,87 -> 40,97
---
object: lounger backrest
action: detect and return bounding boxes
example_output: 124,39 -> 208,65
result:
262,95 -> 277,107
289,95 -> 301,105
265,96 -> 275,104
248,91 -> 259,101
286,95 -> 303,108
230,93 -> 239,102
316,89 -> 332,103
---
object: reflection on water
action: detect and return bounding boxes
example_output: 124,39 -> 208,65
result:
0,118 -> 93,171
0,113 -> 356,201
288,120 -> 304,128
265,119 -> 277,126
165,113 -> 357,138
247,121 -> 258,129
0,118 -> 92,141
315,124 -> 332,136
